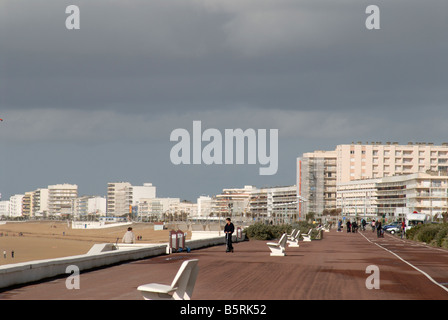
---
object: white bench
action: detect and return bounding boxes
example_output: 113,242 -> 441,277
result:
137,259 -> 199,300
301,228 -> 313,242
287,229 -> 297,240
287,230 -> 301,247
267,233 -> 288,256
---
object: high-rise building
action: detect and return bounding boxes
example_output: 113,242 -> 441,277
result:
9,194 -> 24,217
107,182 -> 157,217
107,182 -> 132,217
48,184 -> 78,215
33,188 -> 49,216
297,150 -> 337,218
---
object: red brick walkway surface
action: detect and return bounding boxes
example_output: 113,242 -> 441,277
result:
0,230 -> 447,300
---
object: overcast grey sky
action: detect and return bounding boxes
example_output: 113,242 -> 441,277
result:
1,0 -> 447,201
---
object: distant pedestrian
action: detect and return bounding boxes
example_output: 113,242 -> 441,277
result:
401,220 -> 406,239
122,227 -> 136,244
3,250 -> 6,259
376,220 -> 383,238
352,221 -> 358,233
11,250 -> 14,258
224,218 -> 234,253
337,220 -> 342,232
346,221 -> 351,233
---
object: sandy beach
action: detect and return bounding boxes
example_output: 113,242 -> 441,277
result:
0,221 -> 178,265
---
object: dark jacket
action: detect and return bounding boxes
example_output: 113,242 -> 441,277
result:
224,222 -> 235,234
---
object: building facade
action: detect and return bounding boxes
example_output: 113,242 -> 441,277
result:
48,184 -> 78,215
299,142 -> 448,218
297,150 -> 337,218
336,172 -> 448,220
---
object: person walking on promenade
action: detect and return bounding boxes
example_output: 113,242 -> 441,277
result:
376,220 -> 383,238
361,219 -> 367,231
337,219 -> 342,232
371,220 -> 376,232
122,227 -> 136,244
352,220 -> 358,233
401,220 -> 406,239
346,220 -> 351,233
224,218 -> 235,253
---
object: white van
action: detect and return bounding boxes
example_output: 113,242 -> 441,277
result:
405,213 -> 426,231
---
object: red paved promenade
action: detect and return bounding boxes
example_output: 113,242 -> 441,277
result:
0,229 -> 447,300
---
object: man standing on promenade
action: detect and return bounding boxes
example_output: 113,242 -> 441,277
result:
224,218 -> 235,253
122,227 -> 136,244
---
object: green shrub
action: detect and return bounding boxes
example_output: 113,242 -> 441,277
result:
405,224 -> 423,241
244,222 -> 318,240
435,224 -> 448,247
416,225 -> 440,243
406,223 -> 448,247
244,223 -> 292,240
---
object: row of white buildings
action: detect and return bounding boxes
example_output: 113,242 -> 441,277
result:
6,141 -> 448,222
0,180 -> 299,223
298,142 -> 448,220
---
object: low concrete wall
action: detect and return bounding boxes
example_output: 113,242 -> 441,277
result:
0,244 -> 167,290
191,231 -> 223,240
0,236 -> 236,290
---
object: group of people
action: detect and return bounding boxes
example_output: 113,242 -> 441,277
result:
2,250 -> 14,259
337,219 -> 365,233
370,220 -> 384,238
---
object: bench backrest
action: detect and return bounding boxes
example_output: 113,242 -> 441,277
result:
279,233 -> 287,248
171,259 -> 199,300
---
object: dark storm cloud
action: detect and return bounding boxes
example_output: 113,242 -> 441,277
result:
0,0 -> 447,200
1,0 -> 447,116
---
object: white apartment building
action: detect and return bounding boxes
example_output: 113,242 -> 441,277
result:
337,178 -> 380,217
337,172 -> 448,220
107,182 -> 157,217
9,194 -> 24,217
88,196 -> 107,216
196,196 -> 213,217
213,185 -> 256,218
130,183 -> 156,206
74,196 -> 107,217
377,172 -> 448,218
33,188 -> 49,217
48,184 -> 78,215
0,201 -> 10,217
137,197 -> 180,221
249,185 -> 298,223
212,185 -> 298,223
107,182 -> 132,217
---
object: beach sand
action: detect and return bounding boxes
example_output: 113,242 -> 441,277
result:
0,221 -> 180,266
